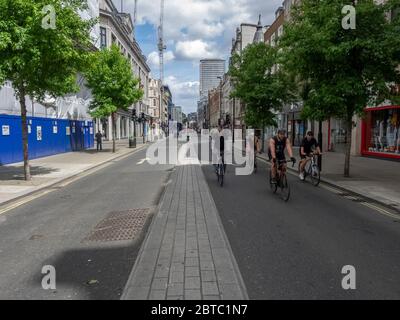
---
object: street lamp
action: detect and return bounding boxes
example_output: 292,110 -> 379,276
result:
318,120 -> 323,171
130,108 -> 137,148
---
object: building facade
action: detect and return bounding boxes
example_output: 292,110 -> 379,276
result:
171,106 -> 183,130
264,0 -> 400,160
148,78 -> 167,139
228,17 -> 269,132
199,59 -> 226,99
97,0 -> 151,142
208,88 -> 221,129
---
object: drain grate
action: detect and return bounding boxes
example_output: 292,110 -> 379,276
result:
83,208 -> 150,243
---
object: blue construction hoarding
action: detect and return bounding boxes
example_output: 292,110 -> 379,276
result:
0,114 -> 94,165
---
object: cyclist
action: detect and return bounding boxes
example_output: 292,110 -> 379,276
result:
212,123 -> 226,175
268,129 -> 296,184
299,131 -> 321,181
254,131 -> 262,171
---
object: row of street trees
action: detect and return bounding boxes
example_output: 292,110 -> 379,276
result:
229,0 -> 400,177
0,0 -> 143,180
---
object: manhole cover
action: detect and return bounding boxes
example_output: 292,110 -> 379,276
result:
83,209 -> 150,243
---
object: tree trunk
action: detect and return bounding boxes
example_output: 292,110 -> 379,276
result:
18,86 -> 31,181
344,116 -> 353,178
112,112 -> 116,153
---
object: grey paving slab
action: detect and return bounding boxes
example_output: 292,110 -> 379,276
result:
121,164 -> 248,300
185,289 -> 202,300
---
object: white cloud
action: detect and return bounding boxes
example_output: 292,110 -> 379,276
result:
165,76 -> 200,112
117,0 -> 282,59
175,40 -> 219,60
113,0 -> 283,110
147,50 -> 175,67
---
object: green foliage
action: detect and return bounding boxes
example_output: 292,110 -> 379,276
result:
84,45 -> 143,119
280,0 -> 400,122
229,42 -> 294,128
0,0 -> 96,99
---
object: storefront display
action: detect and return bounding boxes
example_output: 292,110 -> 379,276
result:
361,106 -> 400,159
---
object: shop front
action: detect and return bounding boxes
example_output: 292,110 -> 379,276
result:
287,111 -> 308,147
328,118 -> 348,153
361,105 -> 400,160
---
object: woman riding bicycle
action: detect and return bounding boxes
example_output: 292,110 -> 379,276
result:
268,129 -> 296,184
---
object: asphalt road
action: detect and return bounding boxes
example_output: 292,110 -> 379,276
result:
203,157 -> 400,299
0,146 -> 173,300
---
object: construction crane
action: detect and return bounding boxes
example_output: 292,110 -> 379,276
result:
158,0 -> 166,83
133,0 -> 138,35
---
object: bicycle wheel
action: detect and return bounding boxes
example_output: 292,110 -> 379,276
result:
279,174 -> 291,202
310,164 -> 321,186
269,171 -> 277,193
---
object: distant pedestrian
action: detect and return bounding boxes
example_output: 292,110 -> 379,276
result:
96,131 -> 103,151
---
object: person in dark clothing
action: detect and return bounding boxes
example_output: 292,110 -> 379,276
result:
299,131 -> 321,180
95,131 -> 103,151
269,129 -> 295,183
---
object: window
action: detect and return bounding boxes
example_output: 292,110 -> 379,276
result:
278,26 -> 283,37
363,107 -> 400,156
100,27 -> 107,49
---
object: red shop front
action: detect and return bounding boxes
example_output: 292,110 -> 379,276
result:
361,105 -> 400,160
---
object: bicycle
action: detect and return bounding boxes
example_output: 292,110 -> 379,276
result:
269,159 -> 295,202
299,153 -> 321,186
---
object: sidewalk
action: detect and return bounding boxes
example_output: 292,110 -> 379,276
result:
121,164 -> 248,300
0,139 -> 146,206
258,148 -> 400,211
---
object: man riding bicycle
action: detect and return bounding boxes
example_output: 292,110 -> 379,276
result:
268,129 -> 296,184
213,123 -> 226,175
299,131 -> 321,181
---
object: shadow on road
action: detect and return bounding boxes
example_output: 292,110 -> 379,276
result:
29,243 -> 140,300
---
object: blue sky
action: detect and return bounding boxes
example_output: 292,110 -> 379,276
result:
115,0 -> 283,114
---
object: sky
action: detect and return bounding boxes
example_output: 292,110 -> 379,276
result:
113,0 -> 283,114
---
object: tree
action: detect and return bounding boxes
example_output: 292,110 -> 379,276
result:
0,0 -> 95,180
280,0 -> 400,177
84,45 -> 143,153
229,42 -> 295,129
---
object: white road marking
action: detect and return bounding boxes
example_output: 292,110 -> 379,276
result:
137,157 -> 150,165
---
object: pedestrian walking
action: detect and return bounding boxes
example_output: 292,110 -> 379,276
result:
96,131 -> 103,151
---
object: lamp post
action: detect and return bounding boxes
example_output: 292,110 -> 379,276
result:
130,108 -> 137,148
318,120 -> 323,171
141,112 -> 146,144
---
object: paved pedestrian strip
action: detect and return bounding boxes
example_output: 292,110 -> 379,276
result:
122,165 -> 248,300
